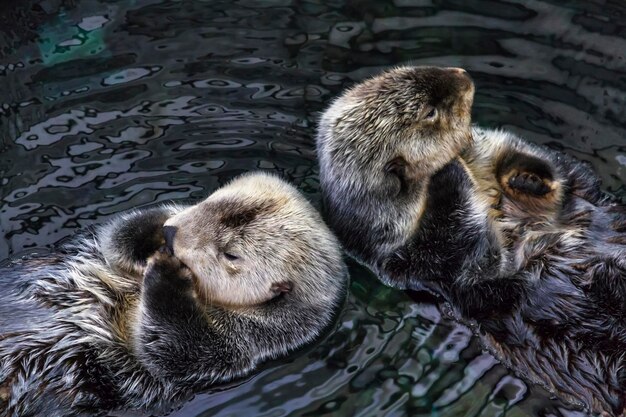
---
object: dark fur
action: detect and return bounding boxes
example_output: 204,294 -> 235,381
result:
112,208 -> 170,269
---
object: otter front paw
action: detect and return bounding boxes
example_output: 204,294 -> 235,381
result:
143,248 -> 193,289
141,249 -> 200,323
101,207 -> 174,277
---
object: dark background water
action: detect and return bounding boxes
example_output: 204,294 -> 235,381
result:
0,0 -> 624,416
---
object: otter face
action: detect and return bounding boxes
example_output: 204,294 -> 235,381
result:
162,173 -> 342,307
316,66 -> 475,261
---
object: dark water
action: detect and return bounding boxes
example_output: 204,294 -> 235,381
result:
1,0 -> 625,416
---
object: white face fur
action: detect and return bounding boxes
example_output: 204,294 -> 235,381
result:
163,173 -> 336,307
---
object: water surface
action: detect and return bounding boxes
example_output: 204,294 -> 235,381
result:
0,0 -> 624,416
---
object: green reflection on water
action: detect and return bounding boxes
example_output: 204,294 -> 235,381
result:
37,11 -> 106,66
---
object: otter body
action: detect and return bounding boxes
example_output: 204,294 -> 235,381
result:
0,173 -> 347,417
316,66 -> 626,415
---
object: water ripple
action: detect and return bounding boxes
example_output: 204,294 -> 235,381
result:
1,0 -> 624,416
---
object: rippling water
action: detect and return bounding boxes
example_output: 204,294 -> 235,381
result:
0,0 -> 624,416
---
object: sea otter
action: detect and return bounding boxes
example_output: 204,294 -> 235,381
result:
316,66 -> 626,416
0,172 -> 348,417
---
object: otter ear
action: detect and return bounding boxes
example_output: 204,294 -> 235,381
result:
384,156 -> 409,195
271,281 -> 293,294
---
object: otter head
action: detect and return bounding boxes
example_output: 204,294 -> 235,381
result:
316,66 -> 474,264
162,173 -> 344,308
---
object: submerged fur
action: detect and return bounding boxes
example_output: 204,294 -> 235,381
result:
316,65 -> 626,415
0,172 -> 348,417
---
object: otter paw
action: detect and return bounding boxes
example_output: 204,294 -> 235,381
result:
506,170 -> 552,196
496,152 -> 558,201
384,156 -> 410,195
144,249 -> 192,287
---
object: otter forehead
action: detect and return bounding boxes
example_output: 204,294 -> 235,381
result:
206,173 -> 313,226
165,173 -> 321,241
351,66 -> 472,103
207,198 -> 282,231
217,200 -> 277,228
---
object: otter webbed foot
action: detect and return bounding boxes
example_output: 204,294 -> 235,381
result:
507,171 -> 552,196
496,152 -> 564,219
497,152 -> 557,198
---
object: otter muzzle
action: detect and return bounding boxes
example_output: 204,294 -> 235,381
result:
162,225 -> 177,255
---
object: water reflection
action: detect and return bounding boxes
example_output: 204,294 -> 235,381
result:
0,0 -> 624,416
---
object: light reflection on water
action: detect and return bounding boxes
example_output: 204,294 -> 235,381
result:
0,0 -> 624,416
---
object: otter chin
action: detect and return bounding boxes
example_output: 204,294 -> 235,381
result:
0,172 -> 348,417
317,65 -> 626,416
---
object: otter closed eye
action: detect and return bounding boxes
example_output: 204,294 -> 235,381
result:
223,252 -> 239,261
423,107 -> 437,121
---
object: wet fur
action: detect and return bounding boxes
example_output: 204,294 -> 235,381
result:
0,173 -> 348,417
316,66 -> 626,415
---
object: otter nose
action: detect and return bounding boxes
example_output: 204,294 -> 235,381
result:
446,67 -> 474,92
446,67 -> 467,74
162,225 -> 177,255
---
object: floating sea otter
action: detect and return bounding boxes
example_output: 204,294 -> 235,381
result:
316,66 -> 626,416
0,172 -> 347,417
